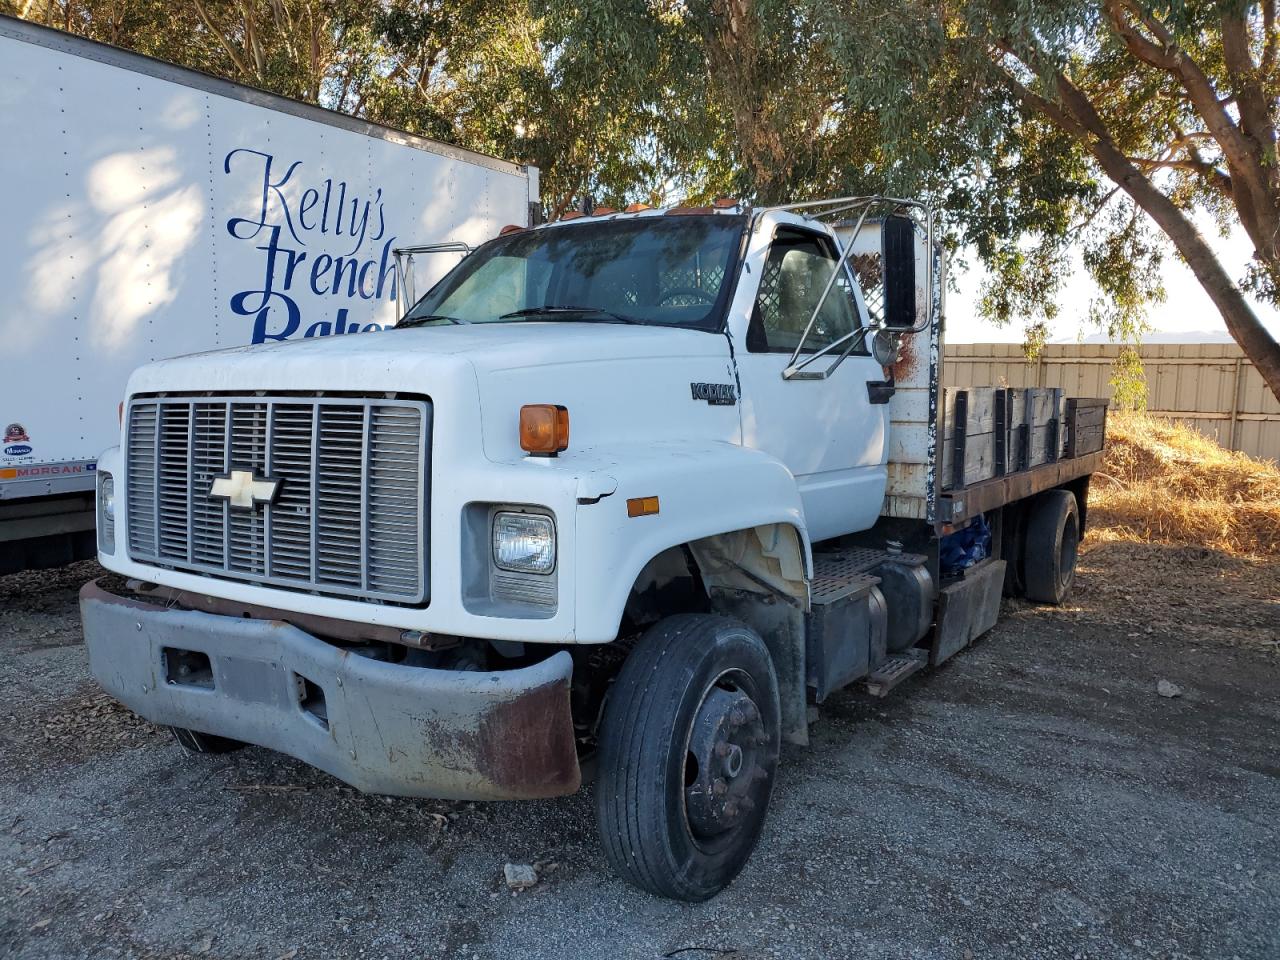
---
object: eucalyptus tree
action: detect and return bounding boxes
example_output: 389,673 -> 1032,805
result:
812,0 -> 1280,397
542,0 -> 1280,397
534,0 -> 890,204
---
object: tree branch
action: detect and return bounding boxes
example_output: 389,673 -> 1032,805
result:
1126,155 -> 1234,192
1220,7 -> 1278,166
1067,184 -> 1121,241
191,0 -> 255,82
991,41 -> 1095,141
1264,0 -> 1278,75
1166,130 -> 1216,150
1001,56 -> 1280,398
1102,0 -> 1265,201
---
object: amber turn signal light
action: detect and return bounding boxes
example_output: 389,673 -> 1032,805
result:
627,496 -> 660,517
520,404 -> 569,456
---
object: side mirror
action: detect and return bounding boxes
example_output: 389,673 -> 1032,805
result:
881,215 -> 918,331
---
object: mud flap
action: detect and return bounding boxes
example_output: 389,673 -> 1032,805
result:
931,559 -> 1006,666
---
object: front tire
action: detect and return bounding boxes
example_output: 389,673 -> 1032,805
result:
595,614 -> 781,901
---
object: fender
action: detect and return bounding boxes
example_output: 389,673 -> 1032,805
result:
96,444 -> 122,482
565,440 -> 812,644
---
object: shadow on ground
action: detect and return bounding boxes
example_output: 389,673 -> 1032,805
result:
1,547 -> 1277,960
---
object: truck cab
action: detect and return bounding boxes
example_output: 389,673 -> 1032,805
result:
82,196 -> 1103,901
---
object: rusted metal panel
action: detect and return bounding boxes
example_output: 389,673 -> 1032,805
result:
886,423 -> 931,461
882,492 -> 927,520
881,296 -> 942,519
885,462 -> 929,496
80,579 -> 581,801
890,321 -> 927,384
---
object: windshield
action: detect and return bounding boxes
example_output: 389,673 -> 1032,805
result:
400,215 -> 744,330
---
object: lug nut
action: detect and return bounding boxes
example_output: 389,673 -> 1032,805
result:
711,777 -> 728,797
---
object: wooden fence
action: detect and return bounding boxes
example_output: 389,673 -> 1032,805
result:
943,343 -> 1280,462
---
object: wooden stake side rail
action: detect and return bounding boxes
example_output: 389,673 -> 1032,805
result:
939,449 -> 1104,525
937,387 -> 1107,526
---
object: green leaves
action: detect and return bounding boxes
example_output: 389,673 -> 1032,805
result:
13,0 -> 1278,383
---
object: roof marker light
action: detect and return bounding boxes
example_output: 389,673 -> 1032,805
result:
520,404 -> 570,456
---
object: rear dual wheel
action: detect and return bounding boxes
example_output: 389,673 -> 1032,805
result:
595,614 -> 781,902
1023,490 -> 1080,605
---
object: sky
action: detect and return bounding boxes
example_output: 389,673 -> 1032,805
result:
946,224 -> 1280,344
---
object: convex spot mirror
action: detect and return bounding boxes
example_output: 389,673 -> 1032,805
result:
871,329 -> 900,368
881,214 -> 919,331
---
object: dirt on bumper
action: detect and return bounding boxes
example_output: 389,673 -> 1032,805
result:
78,579 -> 581,800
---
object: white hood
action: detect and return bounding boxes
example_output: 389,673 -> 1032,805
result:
126,322 -> 743,460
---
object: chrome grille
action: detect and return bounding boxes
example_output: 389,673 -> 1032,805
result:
126,395 -> 430,603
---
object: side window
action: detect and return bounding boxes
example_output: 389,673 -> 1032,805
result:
748,230 -> 865,354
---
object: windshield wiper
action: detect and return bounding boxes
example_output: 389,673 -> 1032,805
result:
396,313 -> 470,328
499,305 -> 644,325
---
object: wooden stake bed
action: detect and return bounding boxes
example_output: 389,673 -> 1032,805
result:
936,387 -> 1107,526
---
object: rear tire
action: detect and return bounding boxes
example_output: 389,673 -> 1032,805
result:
169,726 -> 246,754
1023,490 -> 1080,605
595,614 -> 780,901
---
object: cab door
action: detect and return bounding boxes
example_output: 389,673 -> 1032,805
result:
731,224 -> 888,541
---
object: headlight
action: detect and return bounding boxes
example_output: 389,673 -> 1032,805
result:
97,472 -> 115,555
492,511 -> 555,574
99,474 -> 115,521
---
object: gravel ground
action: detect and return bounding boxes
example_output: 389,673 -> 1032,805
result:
1,543 -> 1277,960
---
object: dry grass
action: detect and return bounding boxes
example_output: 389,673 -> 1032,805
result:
1089,411 -> 1280,559
1037,413 -> 1280,650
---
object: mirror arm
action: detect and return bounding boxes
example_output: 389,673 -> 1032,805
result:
784,205 -> 873,373
392,242 -> 474,319
782,324 -> 873,380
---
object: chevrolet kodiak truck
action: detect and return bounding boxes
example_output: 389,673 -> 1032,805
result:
82,195 -> 1107,901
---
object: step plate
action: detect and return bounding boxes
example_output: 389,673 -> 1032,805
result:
813,546 -> 927,578
810,569 -> 880,605
864,653 -> 926,698
811,547 -> 927,606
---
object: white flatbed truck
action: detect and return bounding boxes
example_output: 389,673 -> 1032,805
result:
80,196 -> 1106,901
0,14 -> 538,573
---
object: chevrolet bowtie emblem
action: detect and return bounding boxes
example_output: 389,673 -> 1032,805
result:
209,469 -> 280,510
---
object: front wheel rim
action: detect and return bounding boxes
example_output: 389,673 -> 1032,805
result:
683,672 -> 772,845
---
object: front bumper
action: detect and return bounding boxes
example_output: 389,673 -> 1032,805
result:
80,580 -> 581,800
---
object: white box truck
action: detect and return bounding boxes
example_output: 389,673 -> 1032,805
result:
81,194 -> 1107,900
0,15 -> 539,572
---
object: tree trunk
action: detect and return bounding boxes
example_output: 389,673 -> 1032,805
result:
1030,69 -> 1280,401
1085,131 -> 1280,401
